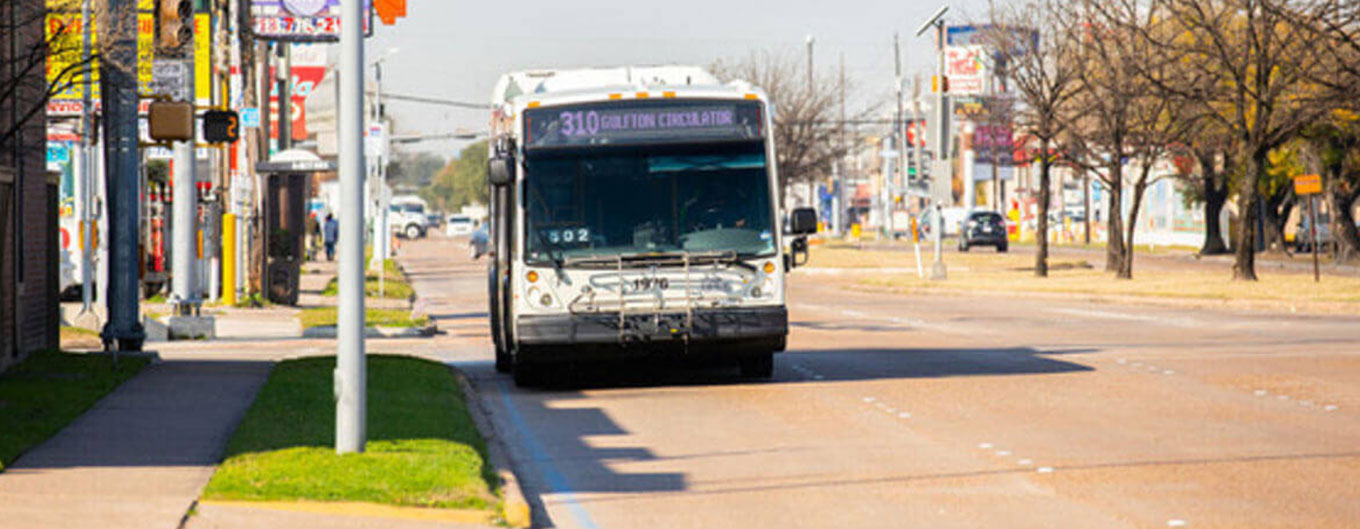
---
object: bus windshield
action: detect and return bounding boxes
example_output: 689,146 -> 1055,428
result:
523,142 -> 774,265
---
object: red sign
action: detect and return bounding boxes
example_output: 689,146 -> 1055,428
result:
268,65 -> 326,141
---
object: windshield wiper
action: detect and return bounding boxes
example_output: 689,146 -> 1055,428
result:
529,228 -> 565,276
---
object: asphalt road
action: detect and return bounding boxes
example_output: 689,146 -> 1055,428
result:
401,234 -> 1360,529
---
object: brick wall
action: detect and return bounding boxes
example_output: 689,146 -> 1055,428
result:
1,0 -> 60,372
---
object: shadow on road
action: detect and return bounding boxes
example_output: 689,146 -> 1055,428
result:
498,345 -> 1095,391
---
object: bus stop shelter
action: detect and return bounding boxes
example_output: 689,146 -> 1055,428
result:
255,150 -> 334,305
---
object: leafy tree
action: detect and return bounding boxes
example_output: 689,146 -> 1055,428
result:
422,140 -> 488,212
387,151 -> 446,191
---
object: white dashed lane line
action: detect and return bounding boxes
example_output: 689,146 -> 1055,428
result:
1116,357 -> 1342,414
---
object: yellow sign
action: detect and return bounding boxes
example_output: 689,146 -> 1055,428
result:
1294,174 -> 1322,196
46,0 -> 209,102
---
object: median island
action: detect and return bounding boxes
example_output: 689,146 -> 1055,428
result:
202,355 -> 499,513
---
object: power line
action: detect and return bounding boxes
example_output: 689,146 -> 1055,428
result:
369,92 -> 485,109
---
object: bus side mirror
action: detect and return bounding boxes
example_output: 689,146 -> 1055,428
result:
488,158 -> 514,187
789,207 -> 818,235
785,237 -> 810,270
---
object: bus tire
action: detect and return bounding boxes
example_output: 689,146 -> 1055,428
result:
739,352 -> 774,379
495,347 -> 512,373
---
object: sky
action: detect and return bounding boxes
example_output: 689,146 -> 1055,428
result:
354,0 -> 994,158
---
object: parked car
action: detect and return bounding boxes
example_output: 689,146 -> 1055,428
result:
445,214 -> 477,236
1296,212 -> 1333,252
426,213 -> 445,229
958,210 -> 1009,252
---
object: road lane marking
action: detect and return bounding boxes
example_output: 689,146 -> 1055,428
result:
1017,459 -> 1033,466
492,378 -> 602,529
1325,405 -> 1339,411
1036,467 -> 1054,473
978,443 -> 993,449
1048,307 -> 1199,328
897,412 -> 911,419
995,450 -> 1011,457
1254,390 -> 1269,396
1167,519 -> 1188,527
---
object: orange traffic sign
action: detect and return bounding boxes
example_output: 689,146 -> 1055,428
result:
1294,174 -> 1322,195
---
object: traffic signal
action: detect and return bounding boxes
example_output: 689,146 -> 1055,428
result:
374,0 -> 407,25
155,0 -> 194,55
148,101 -> 195,142
203,110 -> 240,144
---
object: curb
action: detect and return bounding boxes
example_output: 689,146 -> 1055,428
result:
195,499 -> 498,524
451,368 -> 532,529
300,324 -> 437,339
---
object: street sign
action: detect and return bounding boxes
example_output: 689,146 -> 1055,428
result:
150,59 -> 188,100
241,107 -> 261,128
1294,174 -> 1322,195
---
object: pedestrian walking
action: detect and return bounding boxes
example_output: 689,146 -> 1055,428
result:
323,214 -> 339,261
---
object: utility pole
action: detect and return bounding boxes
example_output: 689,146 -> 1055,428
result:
337,0 -> 368,455
277,43 -> 291,151
805,34 -> 815,209
77,0 -> 95,319
837,52 -> 847,237
894,32 -> 907,237
99,0 -> 145,350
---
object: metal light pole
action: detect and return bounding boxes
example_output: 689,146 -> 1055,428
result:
370,49 -> 398,274
336,0 -> 368,455
171,9 -> 200,315
78,0 -> 95,317
915,5 -> 950,281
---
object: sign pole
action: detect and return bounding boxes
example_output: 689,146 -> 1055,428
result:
1311,195 -> 1319,283
336,0 -> 368,455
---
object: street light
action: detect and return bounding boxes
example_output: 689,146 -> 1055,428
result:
337,0 -> 368,455
915,4 -> 950,281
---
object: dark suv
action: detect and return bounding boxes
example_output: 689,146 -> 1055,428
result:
958,211 -> 1008,252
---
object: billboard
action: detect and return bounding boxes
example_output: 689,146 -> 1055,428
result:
269,44 -> 328,141
249,0 -> 373,42
945,45 -> 990,96
46,0 -> 211,115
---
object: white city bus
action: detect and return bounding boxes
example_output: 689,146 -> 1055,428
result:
485,66 -> 816,386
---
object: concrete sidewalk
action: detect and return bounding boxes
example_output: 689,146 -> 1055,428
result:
0,359 -> 271,529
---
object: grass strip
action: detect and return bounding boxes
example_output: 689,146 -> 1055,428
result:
297,307 -> 429,330
804,247 -> 1360,310
203,356 -> 498,510
321,276 -> 414,300
0,350 -> 150,471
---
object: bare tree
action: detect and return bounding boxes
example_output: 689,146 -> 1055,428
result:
1,0 -> 142,147
988,0 -> 1083,277
711,51 -> 872,209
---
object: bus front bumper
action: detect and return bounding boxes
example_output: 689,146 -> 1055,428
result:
515,306 -> 787,358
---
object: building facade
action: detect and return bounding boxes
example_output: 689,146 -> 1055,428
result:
2,0 -> 61,371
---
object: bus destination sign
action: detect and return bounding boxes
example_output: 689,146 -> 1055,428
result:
525,100 -> 763,149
